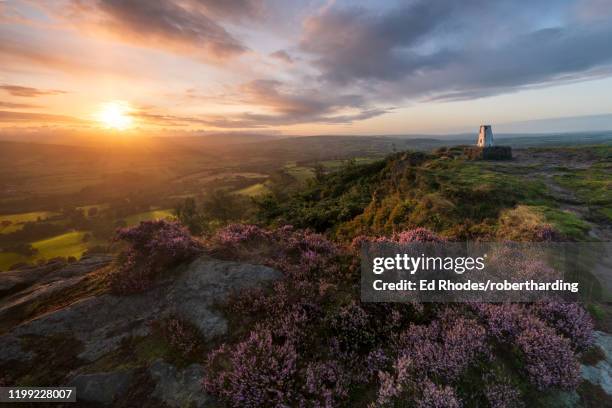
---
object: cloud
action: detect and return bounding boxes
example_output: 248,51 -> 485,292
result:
65,0 -> 250,61
270,50 -> 294,64
0,84 -> 66,97
234,79 -> 389,125
0,110 -> 87,124
299,0 -> 612,102
193,0 -> 264,21
0,101 -> 41,109
135,80 -> 391,128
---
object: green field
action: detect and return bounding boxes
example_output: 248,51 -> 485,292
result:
124,209 -> 175,226
0,211 -> 59,234
77,204 -> 109,216
0,252 -> 27,270
32,231 -> 91,259
284,163 -> 315,182
235,183 -> 271,197
0,230 -> 93,271
320,157 -> 379,169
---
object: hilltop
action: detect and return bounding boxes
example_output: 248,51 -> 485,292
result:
258,145 -> 611,242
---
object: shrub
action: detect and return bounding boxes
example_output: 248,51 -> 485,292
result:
351,227 -> 444,251
203,329 -> 298,407
110,220 -> 201,294
516,315 -> 580,390
474,303 -> 580,390
531,301 -> 593,350
393,227 -> 446,243
373,356 -> 413,407
207,224 -> 341,281
301,360 -> 350,408
374,361 -> 463,408
484,383 -> 523,408
202,224 -> 589,406
415,379 -> 461,408
327,301 -> 376,355
150,316 -> 203,359
396,313 -> 488,381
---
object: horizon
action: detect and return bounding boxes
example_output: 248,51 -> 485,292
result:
2,1 -> 612,135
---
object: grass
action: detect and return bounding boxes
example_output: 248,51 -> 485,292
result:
0,252 -> 28,271
32,231 -> 90,260
497,205 -> 590,241
554,163 -> 612,221
284,163 -> 315,182
124,209 -> 175,226
534,206 -> 591,240
0,231 -> 100,271
320,157 -> 379,169
235,183 -> 271,197
0,211 -> 59,234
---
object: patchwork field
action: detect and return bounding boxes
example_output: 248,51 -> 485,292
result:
0,211 -> 59,233
0,230 -> 93,270
124,209 -> 175,226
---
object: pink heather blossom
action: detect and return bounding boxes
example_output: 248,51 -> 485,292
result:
473,303 -> 580,390
199,225 -> 589,406
516,315 -> 580,390
397,313 -> 489,381
374,356 -> 413,406
111,219 -> 201,294
301,360 -> 350,408
415,379 -> 461,408
485,383 -> 524,408
531,301 -> 593,350
206,224 -> 339,280
203,329 -> 298,407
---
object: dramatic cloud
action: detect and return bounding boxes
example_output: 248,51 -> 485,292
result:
2,0 -> 612,131
299,0 -> 612,102
66,0 -> 249,60
135,80 -> 390,128
0,85 -> 66,97
0,101 -> 41,109
0,110 -> 87,124
226,79 -> 389,126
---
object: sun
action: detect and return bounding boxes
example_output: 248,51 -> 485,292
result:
96,101 -> 133,130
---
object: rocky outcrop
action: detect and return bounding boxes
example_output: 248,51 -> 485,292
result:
149,359 -> 211,408
168,257 -> 281,337
0,255 -> 281,405
582,331 -> 612,395
69,370 -> 135,404
0,255 -> 112,297
0,255 -> 113,332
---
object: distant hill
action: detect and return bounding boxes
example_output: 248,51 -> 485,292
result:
495,113 -> 612,133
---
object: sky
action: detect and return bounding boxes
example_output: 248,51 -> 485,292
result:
1,0 -> 612,136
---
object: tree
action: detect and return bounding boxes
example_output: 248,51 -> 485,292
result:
175,197 -> 206,235
202,190 -> 245,224
314,163 -> 326,183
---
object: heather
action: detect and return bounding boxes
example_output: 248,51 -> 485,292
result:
109,219 -> 202,294
149,315 -> 204,363
200,224 -> 594,407
2,147 -> 603,404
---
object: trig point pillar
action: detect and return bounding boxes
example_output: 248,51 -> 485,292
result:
477,125 -> 494,147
